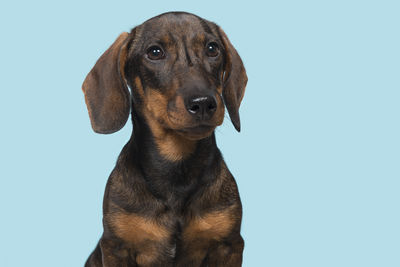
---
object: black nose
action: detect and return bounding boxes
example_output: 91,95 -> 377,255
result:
185,95 -> 217,120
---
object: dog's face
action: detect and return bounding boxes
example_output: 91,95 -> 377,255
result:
82,12 -> 247,140
126,13 -> 227,140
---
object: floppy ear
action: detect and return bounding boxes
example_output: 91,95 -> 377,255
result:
218,27 -> 248,132
82,32 -> 131,134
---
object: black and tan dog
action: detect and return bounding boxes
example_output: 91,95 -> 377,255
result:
82,12 -> 247,267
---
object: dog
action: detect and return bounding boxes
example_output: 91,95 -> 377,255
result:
82,12 -> 247,267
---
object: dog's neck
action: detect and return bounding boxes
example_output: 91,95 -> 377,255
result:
124,110 -> 221,204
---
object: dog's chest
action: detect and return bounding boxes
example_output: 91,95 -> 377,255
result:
111,206 -> 235,243
109,202 -> 236,264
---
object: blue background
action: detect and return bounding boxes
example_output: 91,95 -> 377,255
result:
1,0 -> 399,266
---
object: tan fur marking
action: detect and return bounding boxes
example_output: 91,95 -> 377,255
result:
184,205 -> 237,241
134,76 -> 145,98
145,89 -> 169,121
174,96 -> 187,117
144,89 -> 197,161
136,245 -> 159,266
216,86 -> 223,95
158,131 -> 196,161
110,212 -> 169,243
147,117 -> 197,161
214,93 -> 225,126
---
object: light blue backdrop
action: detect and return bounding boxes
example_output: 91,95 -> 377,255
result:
1,0 -> 399,266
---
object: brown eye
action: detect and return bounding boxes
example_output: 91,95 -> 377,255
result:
146,46 -> 165,60
206,42 -> 219,57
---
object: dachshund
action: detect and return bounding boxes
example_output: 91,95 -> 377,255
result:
82,11 -> 247,267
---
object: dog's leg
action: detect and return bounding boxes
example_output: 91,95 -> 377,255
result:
206,235 -> 244,267
175,247 -> 208,267
99,238 -> 133,267
101,237 -> 176,267
84,242 -> 103,267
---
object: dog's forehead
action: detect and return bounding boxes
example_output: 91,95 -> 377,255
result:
138,12 -> 216,41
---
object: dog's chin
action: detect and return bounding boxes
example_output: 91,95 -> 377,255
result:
175,125 -> 216,140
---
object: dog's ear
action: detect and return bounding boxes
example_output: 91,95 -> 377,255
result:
218,27 -> 248,132
82,32 -> 131,134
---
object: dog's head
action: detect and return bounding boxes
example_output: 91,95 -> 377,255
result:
82,12 -> 247,140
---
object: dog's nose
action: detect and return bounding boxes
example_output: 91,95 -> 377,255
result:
185,95 -> 217,120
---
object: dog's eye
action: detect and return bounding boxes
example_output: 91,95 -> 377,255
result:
206,42 -> 219,57
147,46 -> 165,60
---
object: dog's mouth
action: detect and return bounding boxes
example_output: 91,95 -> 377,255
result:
176,125 -> 216,140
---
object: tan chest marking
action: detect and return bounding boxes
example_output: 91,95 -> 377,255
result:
109,213 -> 169,244
184,206 -> 237,241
